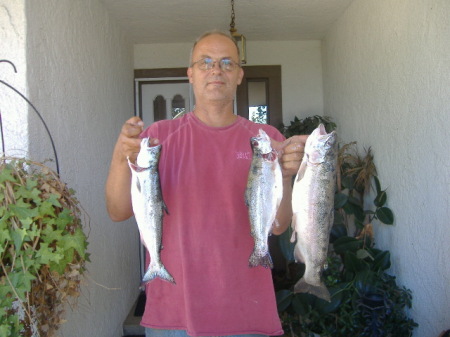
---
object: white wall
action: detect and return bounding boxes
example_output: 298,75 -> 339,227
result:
322,0 -> 450,336
0,0 -> 28,157
2,1 -> 140,336
134,40 -> 324,126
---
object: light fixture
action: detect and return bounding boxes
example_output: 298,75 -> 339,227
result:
229,0 -> 247,64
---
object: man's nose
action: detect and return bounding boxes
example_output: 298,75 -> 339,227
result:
211,61 -> 223,72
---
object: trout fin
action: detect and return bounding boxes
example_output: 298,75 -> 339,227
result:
294,278 -> 331,302
142,264 -> 175,284
249,250 -> 274,269
295,156 -> 308,182
163,201 -> 169,215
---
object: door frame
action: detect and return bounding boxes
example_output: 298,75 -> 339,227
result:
134,65 -> 282,127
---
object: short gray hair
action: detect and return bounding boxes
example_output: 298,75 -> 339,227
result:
189,29 -> 241,66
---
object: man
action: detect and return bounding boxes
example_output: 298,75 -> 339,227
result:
105,30 -> 307,337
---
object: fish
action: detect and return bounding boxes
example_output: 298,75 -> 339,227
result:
291,124 -> 337,302
128,138 -> 174,284
245,129 -> 283,268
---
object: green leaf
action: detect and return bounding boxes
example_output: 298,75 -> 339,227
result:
0,229 -> 11,244
9,200 -> 39,220
334,192 -> 348,209
0,324 -> 11,337
41,226 -> 63,245
16,185 -> 41,204
356,249 -> 373,260
292,293 -> 316,315
372,250 -> 391,271
317,286 -> 343,314
0,167 -> 16,184
39,200 -> 56,217
330,223 -> 347,242
11,227 -> 28,250
25,177 -> 38,190
374,190 -> 387,207
61,227 -> 88,257
343,252 -> 369,273
373,176 -> 382,194
19,270 -> 36,292
276,289 -> 293,312
376,207 -> 394,224
55,208 -> 74,229
343,201 -> 365,222
341,176 -> 355,190
50,248 -> 74,275
333,210 -> 345,225
47,193 -> 62,207
354,270 -> 379,294
36,242 -> 63,265
333,236 -> 363,255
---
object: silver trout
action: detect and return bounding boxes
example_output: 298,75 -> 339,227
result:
128,138 -> 174,284
291,124 -> 337,301
246,129 -> 283,268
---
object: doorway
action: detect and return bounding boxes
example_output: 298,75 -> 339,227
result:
134,65 -> 282,128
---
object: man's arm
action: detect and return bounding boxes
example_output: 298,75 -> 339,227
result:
272,135 -> 308,235
105,117 -> 144,222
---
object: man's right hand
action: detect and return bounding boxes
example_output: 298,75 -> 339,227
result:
117,116 -> 144,163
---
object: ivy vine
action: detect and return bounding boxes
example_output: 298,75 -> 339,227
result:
0,157 -> 89,337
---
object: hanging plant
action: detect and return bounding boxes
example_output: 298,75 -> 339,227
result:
0,157 -> 89,337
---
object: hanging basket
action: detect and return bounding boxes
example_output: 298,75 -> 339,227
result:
0,157 -> 89,337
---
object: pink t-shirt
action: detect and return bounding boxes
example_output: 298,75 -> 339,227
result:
140,112 -> 285,336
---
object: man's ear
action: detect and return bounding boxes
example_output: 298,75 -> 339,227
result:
187,67 -> 193,84
237,67 -> 244,85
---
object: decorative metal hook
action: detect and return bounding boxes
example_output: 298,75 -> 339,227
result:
0,59 -> 18,73
0,59 -> 60,175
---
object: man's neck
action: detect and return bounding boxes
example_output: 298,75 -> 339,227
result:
193,103 -> 237,127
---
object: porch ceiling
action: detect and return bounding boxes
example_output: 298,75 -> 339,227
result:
99,0 -> 354,44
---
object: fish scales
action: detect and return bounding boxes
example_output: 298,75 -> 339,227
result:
291,124 -> 337,302
128,138 -> 174,285
246,129 -> 283,269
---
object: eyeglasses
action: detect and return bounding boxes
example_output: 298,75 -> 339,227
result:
190,57 -> 241,72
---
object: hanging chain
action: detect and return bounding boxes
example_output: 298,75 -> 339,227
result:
230,0 -> 236,30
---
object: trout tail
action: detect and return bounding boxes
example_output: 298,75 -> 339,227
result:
249,250 -> 274,269
294,277 -> 331,302
142,263 -> 175,285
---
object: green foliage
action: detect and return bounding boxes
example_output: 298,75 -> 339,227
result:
275,116 -> 417,337
0,158 -> 89,337
279,115 -> 336,138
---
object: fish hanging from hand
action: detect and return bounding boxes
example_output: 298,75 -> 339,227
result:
246,129 -> 283,269
291,124 -> 337,302
128,138 -> 174,285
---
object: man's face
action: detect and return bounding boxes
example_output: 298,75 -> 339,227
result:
187,34 -> 244,104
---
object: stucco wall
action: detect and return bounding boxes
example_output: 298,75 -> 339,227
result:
134,40 -> 324,126
18,1 -> 139,336
0,0 -> 28,157
322,0 -> 450,335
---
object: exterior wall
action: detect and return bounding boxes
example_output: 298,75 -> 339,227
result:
322,0 -> 450,336
0,0 -> 28,157
134,40 -> 324,126
2,1 -> 140,336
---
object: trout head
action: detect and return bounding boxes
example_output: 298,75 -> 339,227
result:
250,129 -> 277,161
305,124 -> 337,165
135,138 -> 161,169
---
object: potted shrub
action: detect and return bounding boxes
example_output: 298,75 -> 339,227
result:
274,116 -> 418,337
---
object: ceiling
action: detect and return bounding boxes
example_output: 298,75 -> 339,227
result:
99,0 -> 354,44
